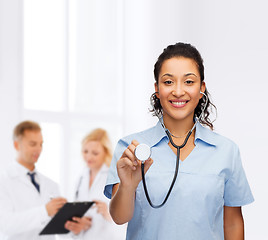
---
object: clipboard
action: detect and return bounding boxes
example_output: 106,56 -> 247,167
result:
39,201 -> 94,235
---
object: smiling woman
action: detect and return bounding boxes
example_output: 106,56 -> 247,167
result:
104,42 -> 254,240
155,57 -> 206,133
151,43 -> 215,130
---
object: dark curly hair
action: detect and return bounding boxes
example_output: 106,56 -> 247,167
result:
150,42 -> 216,130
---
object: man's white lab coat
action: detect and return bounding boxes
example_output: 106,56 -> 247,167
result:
0,161 -> 60,240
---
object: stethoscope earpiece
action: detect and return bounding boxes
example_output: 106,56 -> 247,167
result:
134,144 -> 151,163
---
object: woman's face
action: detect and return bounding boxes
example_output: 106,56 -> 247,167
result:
155,57 -> 205,123
82,140 -> 106,171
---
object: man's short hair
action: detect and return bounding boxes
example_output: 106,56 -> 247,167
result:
13,120 -> 41,141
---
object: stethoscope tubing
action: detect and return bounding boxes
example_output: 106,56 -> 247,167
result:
141,129 -> 193,208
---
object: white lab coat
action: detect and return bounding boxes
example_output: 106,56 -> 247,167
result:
72,164 -> 126,240
0,161 -> 60,240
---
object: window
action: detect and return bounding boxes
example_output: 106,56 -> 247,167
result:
23,0 -> 124,198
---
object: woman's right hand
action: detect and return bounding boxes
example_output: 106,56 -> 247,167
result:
64,216 -> 92,235
110,140 -> 153,224
117,140 -> 153,190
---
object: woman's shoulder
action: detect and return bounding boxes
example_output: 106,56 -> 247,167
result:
119,124 -> 160,146
200,124 -> 239,151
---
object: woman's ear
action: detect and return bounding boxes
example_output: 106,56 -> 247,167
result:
200,82 -> 206,99
154,83 -> 159,98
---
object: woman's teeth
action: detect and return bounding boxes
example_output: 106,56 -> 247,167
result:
172,101 -> 186,106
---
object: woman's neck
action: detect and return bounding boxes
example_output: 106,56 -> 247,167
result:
162,114 -> 195,137
90,165 -> 102,177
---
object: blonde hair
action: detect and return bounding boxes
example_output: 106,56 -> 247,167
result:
82,128 -> 112,166
13,120 -> 41,141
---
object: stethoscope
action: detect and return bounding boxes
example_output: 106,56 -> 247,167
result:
75,175 -> 83,200
134,91 -> 208,208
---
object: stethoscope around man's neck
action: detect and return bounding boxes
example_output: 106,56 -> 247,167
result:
135,91 -> 208,208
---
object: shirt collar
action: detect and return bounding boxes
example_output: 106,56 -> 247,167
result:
149,120 -> 169,147
99,163 -> 109,173
149,119 -> 217,147
13,161 -> 37,177
194,121 -> 217,146
15,161 -> 29,175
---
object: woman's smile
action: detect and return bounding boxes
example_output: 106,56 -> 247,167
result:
169,99 -> 189,108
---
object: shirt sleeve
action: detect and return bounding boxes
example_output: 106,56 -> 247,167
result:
224,145 -> 254,206
104,139 -> 128,199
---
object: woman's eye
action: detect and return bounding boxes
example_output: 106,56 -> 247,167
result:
164,80 -> 173,85
185,80 -> 194,84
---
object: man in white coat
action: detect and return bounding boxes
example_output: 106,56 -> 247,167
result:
0,120 -> 67,240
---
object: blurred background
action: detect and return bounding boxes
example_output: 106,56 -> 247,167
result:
0,0 -> 267,238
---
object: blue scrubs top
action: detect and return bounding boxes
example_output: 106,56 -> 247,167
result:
104,121 -> 254,240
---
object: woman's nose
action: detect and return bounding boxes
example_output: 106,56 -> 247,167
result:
85,153 -> 92,160
171,83 -> 185,97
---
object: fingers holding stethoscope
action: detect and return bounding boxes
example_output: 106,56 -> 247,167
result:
118,140 -> 139,171
132,140 -> 154,170
121,140 -> 152,168
123,141 -> 138,169
117,140 -> 153,188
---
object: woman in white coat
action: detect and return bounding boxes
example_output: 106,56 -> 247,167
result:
65,128 -> 126,239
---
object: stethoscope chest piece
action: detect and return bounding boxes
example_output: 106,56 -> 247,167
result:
134,144 -> 151,162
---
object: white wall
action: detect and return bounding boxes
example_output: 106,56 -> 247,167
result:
0,0 -> 22,170
0,0 -> 267,238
